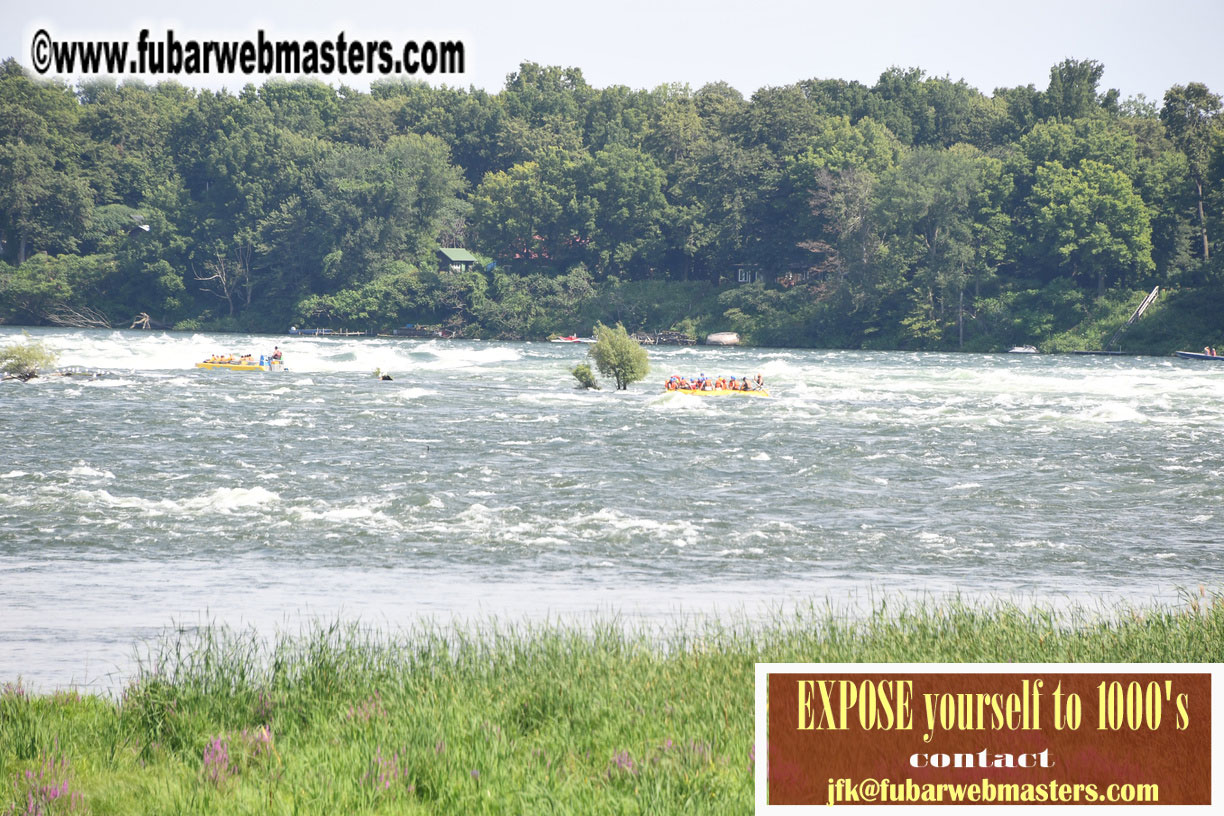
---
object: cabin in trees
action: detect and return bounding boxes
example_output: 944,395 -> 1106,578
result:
732,264 -> 811,287
437,248 -> 479,273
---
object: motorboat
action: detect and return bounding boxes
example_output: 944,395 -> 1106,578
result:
196,355 -> 286,371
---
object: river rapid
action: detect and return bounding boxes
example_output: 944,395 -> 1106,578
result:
2,327 -> 1222,690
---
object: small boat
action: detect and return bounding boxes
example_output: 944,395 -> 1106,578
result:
550,335 -> 596,343
672,388 -> 770,398
1008,345 -> 1038,354
1173,351 -> 1224,362
196,355 -> 286,372
705,332 -> 740,346
391,324 -> 456,338
289,327 -> 368,337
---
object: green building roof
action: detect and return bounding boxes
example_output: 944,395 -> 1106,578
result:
437,248 -> 479,263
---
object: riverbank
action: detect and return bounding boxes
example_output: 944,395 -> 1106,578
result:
3,595 -> 1220,815
7,274 -> 1224,356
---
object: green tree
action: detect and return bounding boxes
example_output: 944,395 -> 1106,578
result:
1161,83 -> 1221,261
588,321 -> 649,389
77,79 -> 191,206
586,144 -> 668,276
475,266 -> 596,338
874,144 -> 1008,346
802,165 -> 895,339
0,65 -> 92,265
767,116 -> 901,278
470,148 -> 594,272
1041,59 -> 1112,121
1030,159 -> 1154,295
0,253 -> 113,325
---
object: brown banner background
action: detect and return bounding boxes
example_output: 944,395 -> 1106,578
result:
768,672 -> 1211,805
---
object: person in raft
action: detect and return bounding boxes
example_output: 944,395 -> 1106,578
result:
665,374 -> 764,390
271,346 -> 283,361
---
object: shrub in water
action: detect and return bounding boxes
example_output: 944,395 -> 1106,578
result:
0,335 -> 57,381
571,363 -> 600,390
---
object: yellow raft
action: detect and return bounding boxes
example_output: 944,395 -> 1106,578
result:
672,388 -> 770,397
196,359 -> 285,372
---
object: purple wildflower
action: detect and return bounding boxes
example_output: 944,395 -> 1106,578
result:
254,690 -> 275,721
346,691 -> 387,724
607,750 -> 639,777
363,745 -> 413,794
202,735 -> 235,786
8,751 -> 85,814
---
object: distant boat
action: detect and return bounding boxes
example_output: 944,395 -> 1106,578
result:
288,327 -> 368,337
550,335 -> 595,343
390,324 -> 456,338
705,332 -> 740,346
1173,351 -> 1224,362
1008,345 -> 1038,354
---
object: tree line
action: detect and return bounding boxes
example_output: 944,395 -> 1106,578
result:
1,56 -> 1221,350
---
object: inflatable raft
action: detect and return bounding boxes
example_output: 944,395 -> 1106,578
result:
673,388 -> 770,397
196,356 -> 286,372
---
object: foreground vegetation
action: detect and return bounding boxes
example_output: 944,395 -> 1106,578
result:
3,593 -> 1222,814
1,56 -> 1222,352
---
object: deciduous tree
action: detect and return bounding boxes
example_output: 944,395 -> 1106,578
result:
1161,83 -> 1221,260
588,321 -> 649,389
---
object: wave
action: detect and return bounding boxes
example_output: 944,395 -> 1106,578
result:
1074,403 -> 1149,424
288,503 -> 403,531
65,465 -> 115,480
71,485 -> 281,516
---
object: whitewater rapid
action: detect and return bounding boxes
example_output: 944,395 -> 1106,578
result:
2,327 -> 1221,690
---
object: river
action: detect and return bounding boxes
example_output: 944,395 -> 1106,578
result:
2,327 -> 1221,690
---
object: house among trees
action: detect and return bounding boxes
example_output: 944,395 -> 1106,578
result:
733,264 -> 811,286
438,248 -> 479,273
733,264 -> 763,284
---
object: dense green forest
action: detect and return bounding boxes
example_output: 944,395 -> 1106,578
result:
1,56 -> 1221,350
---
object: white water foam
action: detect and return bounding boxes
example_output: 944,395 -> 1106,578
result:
66,465 -> 115,480
71,485 -> 281,516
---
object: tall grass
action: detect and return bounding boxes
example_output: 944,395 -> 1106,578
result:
2,593 -> 1222,814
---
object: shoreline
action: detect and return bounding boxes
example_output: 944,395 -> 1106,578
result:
1,582 -> 1206,698
3,594 -> 1220,814
0,321 -> 1196,358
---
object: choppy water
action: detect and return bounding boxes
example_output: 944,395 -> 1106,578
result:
2,327 -> 1222,689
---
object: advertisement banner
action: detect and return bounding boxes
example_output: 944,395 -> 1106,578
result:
755,663 -> 1217,810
